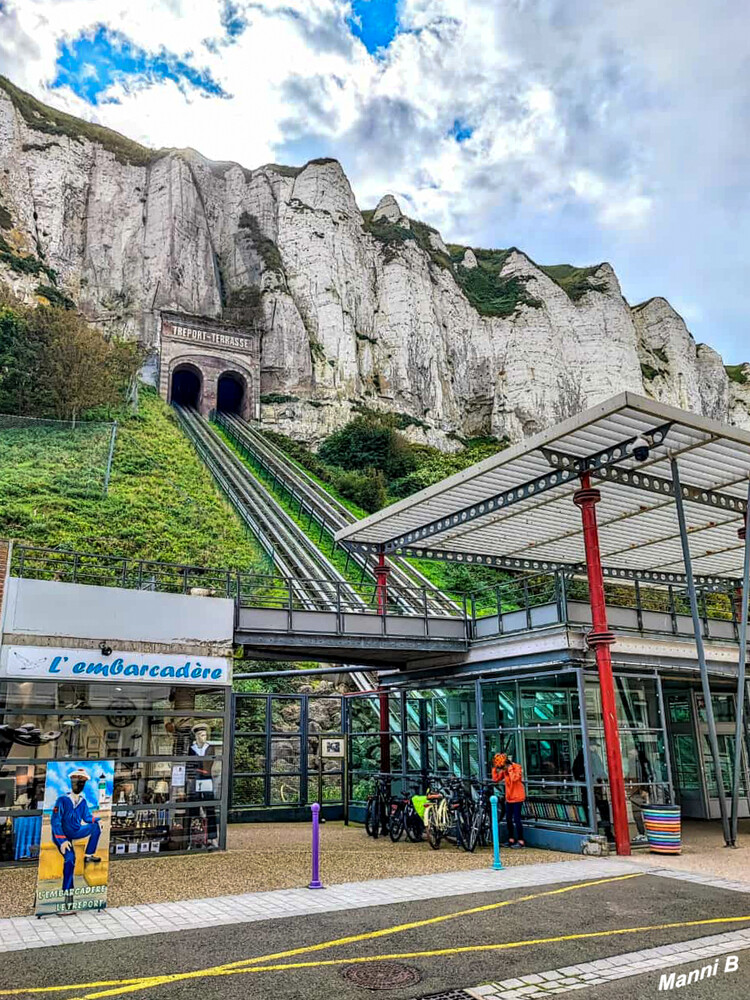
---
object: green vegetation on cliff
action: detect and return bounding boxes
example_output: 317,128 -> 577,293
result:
0,76 -> 161,167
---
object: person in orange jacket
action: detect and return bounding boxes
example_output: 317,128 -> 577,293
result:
492,752 -> 526,848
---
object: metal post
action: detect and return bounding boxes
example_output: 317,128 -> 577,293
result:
490,794 -> 503,870
671,458 -> 732,846
574,471 -> 631,856
379,691 -> 391,775
731,487 -> 750,843
576,668 -> 597,833
343,694 -> 350,826
475,678 -> 487,782
308,803 -> 324,889
102,421 -> 118,497
375,548 -> 389,617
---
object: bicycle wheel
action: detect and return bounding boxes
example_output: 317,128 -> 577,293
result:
405,804 -> 424,843
365,797 -> 379,838
425,804 -> 442,850
389,805 -> 405,842
456,805 -> 473,852
467,803 -> 483,853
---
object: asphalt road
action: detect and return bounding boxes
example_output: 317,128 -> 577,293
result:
2,874 -> 750,1000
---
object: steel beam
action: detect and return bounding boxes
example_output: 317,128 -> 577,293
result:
344,540 -> 576,575
544,445 -> 748,517
672,458 -> 733,847
731,484 -> 750,842
343,540 -> 736,590
380,423 -> 674,551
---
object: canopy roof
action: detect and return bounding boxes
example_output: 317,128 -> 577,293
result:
335,393 -> 750,586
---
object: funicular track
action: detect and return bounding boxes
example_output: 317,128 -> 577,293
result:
173,404 -> 375,690
174,406 -> 453,766
215,411 -> 460,617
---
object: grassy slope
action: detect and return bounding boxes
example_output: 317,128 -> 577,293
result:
0,388 -> 266,568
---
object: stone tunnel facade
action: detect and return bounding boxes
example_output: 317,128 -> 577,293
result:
159,311 -> 261,421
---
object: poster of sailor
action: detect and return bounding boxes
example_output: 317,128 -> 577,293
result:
35,760 -> 114,917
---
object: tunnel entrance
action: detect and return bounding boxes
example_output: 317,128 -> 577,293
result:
171,365 -> 202,407
217,372 -> 245,414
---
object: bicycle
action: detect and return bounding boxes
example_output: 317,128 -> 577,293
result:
466,779 -> 497,852
424,776 -> 469,850
364,773 -> 392,838
388,780 -> 425,843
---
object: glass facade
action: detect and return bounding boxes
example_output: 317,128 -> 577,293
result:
231,693 -> 345,814
0,680 -> 228,865
483,672 -> 588,827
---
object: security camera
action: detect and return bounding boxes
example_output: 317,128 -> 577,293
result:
632,436 -> 650,462
100,643 -> 112,657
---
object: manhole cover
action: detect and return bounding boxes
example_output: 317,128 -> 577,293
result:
340,962 -> 422,990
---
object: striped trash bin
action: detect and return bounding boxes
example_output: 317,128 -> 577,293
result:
642,804 -> 682,854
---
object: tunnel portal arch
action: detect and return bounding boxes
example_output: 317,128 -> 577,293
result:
170,363 -> 202,407
217,371 -> 246,414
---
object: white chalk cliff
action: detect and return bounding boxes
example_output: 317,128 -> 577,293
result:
1,77 -> 748,448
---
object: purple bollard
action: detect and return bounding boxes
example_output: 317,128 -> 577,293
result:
308,802 -> 324,889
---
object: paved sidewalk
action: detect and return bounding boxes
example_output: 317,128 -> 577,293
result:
0,858 -> 633,955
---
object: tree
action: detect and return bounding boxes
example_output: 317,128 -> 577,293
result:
0,290 -> 143,421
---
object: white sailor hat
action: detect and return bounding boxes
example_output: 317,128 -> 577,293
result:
69,767 -> 91,780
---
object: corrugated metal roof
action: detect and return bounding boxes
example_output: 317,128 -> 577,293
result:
335,392 -> 750,582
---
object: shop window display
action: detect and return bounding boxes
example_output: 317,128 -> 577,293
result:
0,681 -> 227,864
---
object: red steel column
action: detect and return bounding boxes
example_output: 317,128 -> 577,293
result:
574,472 -> 631,856
376,549 -> 391,773
376,550 -> 390,615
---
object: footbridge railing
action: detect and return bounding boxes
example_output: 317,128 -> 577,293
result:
9,546 -> 747,646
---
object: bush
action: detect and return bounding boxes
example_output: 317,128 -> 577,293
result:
318,415 -> 417,480
329,468 -> 387,513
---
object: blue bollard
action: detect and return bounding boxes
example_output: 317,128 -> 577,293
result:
490,794 -> 504,870
308,802 -> 324,889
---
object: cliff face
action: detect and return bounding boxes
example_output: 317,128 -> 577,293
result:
1,78 -> 748,448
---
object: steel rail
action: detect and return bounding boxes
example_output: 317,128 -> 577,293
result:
174,406 -> 373,691
217,413 -> 460,616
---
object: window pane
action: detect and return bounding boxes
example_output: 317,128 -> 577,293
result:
307,774 -> 343,804
348,696 -> 380,733
307,697 -> 342,734
270,737 -> 301,774
232,775 -> 264,806
233,736 -> 266,774
270,775 -> 299,805
524,735 -> 576,780
0,762 -> 47,810
234,697 -> 266,732
271,698 -> 301,733
0,682 -> 225,713
481,683 -> 516,728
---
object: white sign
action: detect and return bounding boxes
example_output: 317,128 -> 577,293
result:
321,738 -> 345,758
168,324 -> 252,352
0,646 -> 231,687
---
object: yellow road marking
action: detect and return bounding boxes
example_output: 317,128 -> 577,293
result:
221,914 -> 750,975
22,912 -> 750,1000
0,873 -> 643,999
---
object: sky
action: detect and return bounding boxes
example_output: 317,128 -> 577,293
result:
0,0 -> 747,361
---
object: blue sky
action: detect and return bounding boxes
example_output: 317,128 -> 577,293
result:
52,25 -> 227,104
0,0 -> 748,363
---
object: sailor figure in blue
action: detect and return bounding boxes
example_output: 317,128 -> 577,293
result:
50,766 -> 102,897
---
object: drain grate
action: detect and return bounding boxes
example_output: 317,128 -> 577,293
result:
340,962 -> 422,990
416,992 -> 474,1000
